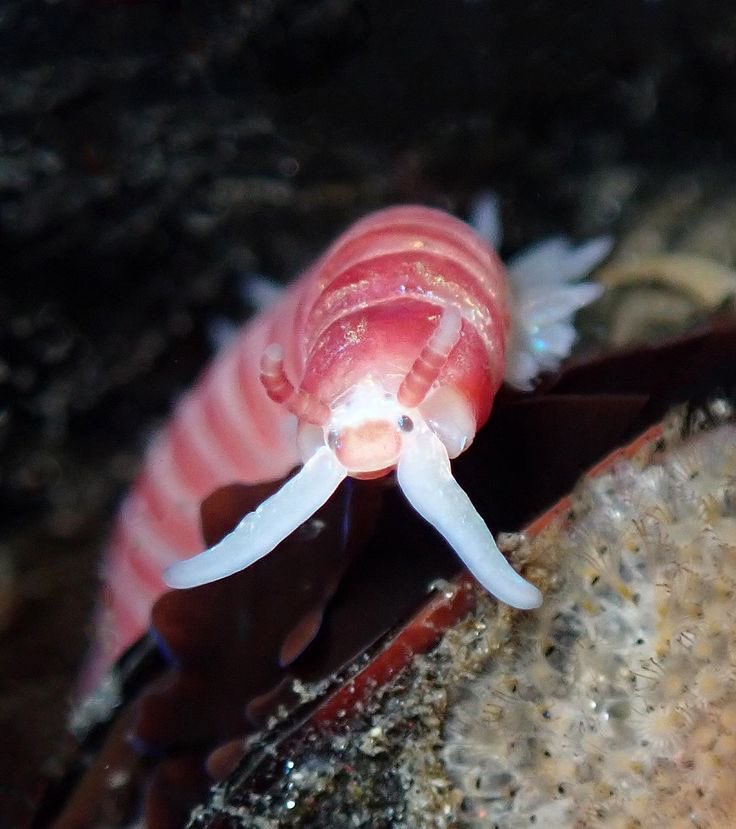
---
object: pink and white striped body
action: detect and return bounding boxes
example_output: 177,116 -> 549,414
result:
87,202 -> 607,690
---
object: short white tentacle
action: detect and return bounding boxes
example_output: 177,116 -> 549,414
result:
397,421 -> 542,609
398,307 -> 463,408
164,446 -> 346,589
260,344 -> 330,425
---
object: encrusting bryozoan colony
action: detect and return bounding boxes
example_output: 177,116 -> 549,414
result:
443,410 -> 736,829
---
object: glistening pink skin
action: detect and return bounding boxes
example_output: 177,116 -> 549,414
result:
84,202 -> 610,692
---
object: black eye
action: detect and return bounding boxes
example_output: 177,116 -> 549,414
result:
398,415 -> 414,432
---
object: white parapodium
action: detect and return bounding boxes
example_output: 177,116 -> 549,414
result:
504,236 -> 611,389
443,415 -> 736,829
469,191 -> 611,390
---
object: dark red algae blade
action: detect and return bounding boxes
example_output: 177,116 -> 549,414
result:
475,314 -> 736,529
137,476 -> 382,752
38,475 -> 384,828
28,635 -> 165,829
138,475 -> 390,825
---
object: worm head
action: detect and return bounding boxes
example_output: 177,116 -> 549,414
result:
165,309 -> 541,611
322,383 -> 411,478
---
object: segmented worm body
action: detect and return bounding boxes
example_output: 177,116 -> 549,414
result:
87,203 -> 608,689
